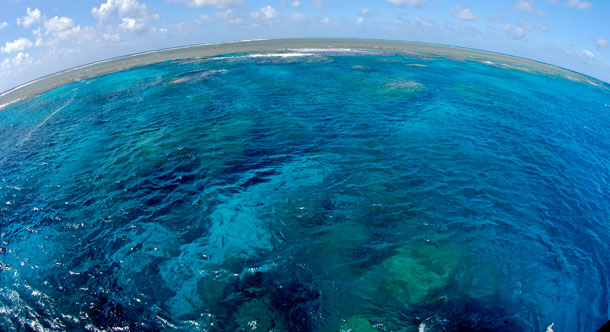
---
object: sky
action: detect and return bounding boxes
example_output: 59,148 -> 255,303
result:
0,0 -> 609,92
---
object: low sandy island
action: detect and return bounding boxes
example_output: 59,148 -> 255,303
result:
0,38 -> 607,108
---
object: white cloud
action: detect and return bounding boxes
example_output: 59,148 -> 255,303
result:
216,9 -> 234,20
452,5 -> 476,21
250,6 -> 279,20
119,17 -> 148,32
514,0 -> 535,12
597,38 -> 608,49
45,17 -> 80,39
44,17 -> 76,35
103,33 -> 121,42
0,52 -> 33,75
412,16 -> 436,28
216,9 -> 243,24
175,0 -> 244,8
196,14 -> 212,24
502,19 -> 547,39
13,52 -> 32,66
0,22 -> 8,30
32,27 -> 43,46
92,0 -> 159,23
17,8 -> 42,28
386,0 -> 426,8
360,8 -> 374,17
519,19 -> 547,32
39,16 -> 97,45
291,0 -> 301,7
566,0 -> 592,9
309,0 -> 324,10
320,16 -> 336,25
357,17 -> 364,25
582,49 -> 595,60
489,15 -> 505,23
289,12 -> 306,22
1,38 -> 34,54
504,24 -> 526,39
445,21 -> 481,36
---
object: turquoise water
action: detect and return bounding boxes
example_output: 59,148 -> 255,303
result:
1,49 -> 610,331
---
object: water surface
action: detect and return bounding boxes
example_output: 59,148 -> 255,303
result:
1,43 -> 609,331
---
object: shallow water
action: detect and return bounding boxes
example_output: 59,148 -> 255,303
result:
1,49 -> 610,331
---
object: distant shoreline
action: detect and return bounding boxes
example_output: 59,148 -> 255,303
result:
1,38 -> 607,109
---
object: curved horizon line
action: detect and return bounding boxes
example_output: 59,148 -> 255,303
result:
1,38 -> 607,107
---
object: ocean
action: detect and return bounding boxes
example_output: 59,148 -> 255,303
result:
0,40 -> 609,331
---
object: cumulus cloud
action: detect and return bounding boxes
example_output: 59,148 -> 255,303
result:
44,17 -> 89,41
92,0 -> 159,23
0,22 -> 8,30
291,0 -> 301,7
17,8 -> 43,28
386,0 -> 426,8
0,52 -> 33,75
514,0 -> 535,12
45,17 -> 76,35
174,0 -> 244,8
91,0 -> 159,35
1,38 -> 34,54
452,5 -> 476,21
596,38 -> 608,49
566,0 -> 592,9
250,6 -> 280,20
119,17 -> 148,32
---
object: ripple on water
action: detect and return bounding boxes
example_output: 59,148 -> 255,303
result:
0,49 -> 609,331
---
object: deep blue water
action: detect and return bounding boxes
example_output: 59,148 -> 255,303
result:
1,50 -> 610,331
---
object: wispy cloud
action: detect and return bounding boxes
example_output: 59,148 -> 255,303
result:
582,49 -> 595,60
216,9 -> 243,24
360,8 -> 374,17
566,0 -> 592,10
173,0 -> 244,8
309,0 -> 324,10
514,0 -> 535,12
386,0 -> 427,8
412,16 -> 437,28
597,38 -> 608,49
0,22 -> 8,30
503,19 -> 548,39
289,12 -> 306,22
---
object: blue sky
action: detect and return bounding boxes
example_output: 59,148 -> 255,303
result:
0,0 -> 608,92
